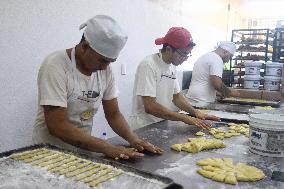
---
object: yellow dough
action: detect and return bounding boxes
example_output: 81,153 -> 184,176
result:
196,158 -> 265,185
224,97 -> 269,104
171,138 -> 225,153
195,131 -> 205,136
170,144 -> 183,152
9,148 -> 123,186
207,124 -> 249,139
235,163 -> 265,182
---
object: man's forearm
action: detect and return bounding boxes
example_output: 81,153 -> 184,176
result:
44,106 -> 113,154
50,121 -> 113,153
173,93 -> 197,116
218,83 -> 231,97
105,111 -> 138,143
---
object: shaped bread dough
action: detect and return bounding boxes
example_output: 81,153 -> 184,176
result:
235,163 -> 265,182
195,131 -> 205,136
171,138 -> 225,153
196,158 -> 265,185
170,144 -> 183,152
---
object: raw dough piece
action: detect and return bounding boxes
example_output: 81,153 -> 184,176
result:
195,131 -> 205,136
171,138 -> 225,153
9,148 -> 123,186
196,158 -> 265,185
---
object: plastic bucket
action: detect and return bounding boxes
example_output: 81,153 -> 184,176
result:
249,113 -> 284,157
244,75 -> 260,89
264,76 -> 281,91
265,62 -> 283,77
245,61 -> 262,75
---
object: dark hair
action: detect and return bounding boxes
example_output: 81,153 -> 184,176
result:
80,34 -> 86,43
161,42 -> 196,52
161,44 -> 174,52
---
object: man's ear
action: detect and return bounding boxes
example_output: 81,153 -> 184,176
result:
81,41 -> 89,52
166,46 -> 173,53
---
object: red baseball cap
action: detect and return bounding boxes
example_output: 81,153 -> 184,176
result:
155,27 -> 195,51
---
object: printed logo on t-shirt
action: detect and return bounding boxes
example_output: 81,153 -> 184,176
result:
82,90 -> 100,99
161,73 -> 176,79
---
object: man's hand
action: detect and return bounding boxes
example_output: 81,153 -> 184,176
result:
129,138 -> 164,154
182,115 -> 211,130
230,90 -> 240,97
103,145 -> 145,160
195,111 -> 220,121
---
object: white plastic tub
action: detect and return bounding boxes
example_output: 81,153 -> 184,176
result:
249,113 -> 284,157
265,62 -> 283,77
245,61 -> 262,75
244,75 -> 260,89
264,76 -> 281,91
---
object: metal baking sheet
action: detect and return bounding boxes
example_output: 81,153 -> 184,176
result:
194,103 -> 254,114
0,144 -> 182,189
218,98 -> 281,108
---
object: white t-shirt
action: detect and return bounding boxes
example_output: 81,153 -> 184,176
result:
186,52 -> 223,103
33,49 -> 118,149
129,53 -> 180,130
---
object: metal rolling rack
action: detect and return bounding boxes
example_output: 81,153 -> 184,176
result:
272,28 -> 284,63
227,29 -> 273,87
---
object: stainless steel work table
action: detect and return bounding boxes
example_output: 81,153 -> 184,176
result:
108,120 -> 284,189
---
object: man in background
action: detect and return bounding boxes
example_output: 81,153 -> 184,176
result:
186,41 -> 240,104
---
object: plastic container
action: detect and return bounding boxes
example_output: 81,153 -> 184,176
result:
244,75 -> 260,89
265,62 -> 283,77
264,76 -> 281,91
249,113 -> 284,157
245,61 -> 262,75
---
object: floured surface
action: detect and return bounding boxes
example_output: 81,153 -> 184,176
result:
0,149 -> 167,189
205,110 -> 249,121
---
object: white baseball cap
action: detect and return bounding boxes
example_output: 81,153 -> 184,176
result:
217,41 -> 236,55
79,15 -> 128,59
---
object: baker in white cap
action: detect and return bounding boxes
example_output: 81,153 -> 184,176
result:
33,15 -> 163,159
186,41 -> 240,104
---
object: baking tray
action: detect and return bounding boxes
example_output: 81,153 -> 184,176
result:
0,144 -> 182,189
217,98 -> 281,108
194,103 -> 254,114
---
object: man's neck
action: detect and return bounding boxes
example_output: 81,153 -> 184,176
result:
66,46 -> 92,76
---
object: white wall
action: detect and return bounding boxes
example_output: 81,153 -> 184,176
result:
0,0 -> 226,152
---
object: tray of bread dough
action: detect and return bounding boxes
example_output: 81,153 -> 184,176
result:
218,97 -> 280,108
0,144 -> 181,189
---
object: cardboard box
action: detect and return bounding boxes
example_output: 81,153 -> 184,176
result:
231,88 -> 262,99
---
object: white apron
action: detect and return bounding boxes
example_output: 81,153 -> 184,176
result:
33,48 -> 102,150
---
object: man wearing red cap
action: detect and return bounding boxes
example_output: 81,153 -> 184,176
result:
130,27 -> 219,130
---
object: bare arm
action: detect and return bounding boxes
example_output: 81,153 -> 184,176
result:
143,96 -> 210,129
102,98 -> 138,143
172,92 -> 198,116
43,106 -> 144,159
210,75 -> 231,98
173,93 -> 220,121
103,98 -> 163,154
43,106 -> 112,153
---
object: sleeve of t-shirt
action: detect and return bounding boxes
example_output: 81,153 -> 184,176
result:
135,62 -> 157,97
174,78 -> 181,94
102,67 -> 118,100
209,59 -> 223,78
38,62 -> 67,107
